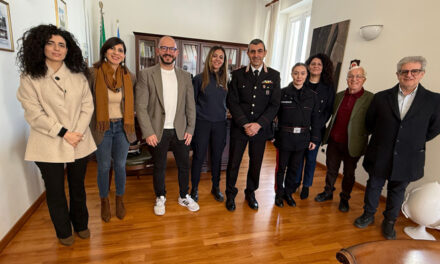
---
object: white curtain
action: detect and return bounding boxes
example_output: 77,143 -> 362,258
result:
263,1 -> 280,66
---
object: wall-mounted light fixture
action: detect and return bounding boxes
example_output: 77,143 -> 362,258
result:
360,25 -> 383,41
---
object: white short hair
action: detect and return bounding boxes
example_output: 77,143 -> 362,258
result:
347,66 -> 366,77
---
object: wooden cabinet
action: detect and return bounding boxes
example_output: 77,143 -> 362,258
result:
181,41 -> 200,76
136,36 -> 157,72
134,32 -> 249,76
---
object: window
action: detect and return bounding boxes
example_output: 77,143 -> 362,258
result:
280,12 -> 311,87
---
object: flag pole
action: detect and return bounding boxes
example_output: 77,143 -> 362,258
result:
116,19 -> 120,38
99,1 -> 106,49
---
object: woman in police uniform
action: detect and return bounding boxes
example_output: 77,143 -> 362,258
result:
274,63 -> 321,207
293,53 -> 335,199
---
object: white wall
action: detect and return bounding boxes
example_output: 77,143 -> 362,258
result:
0,0 -> 87,241
88,0 -> 261,73
309,0 -> 440,193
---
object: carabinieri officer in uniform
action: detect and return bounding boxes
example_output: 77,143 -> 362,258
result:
225,39 -> 281,211
274,62 -> 320,208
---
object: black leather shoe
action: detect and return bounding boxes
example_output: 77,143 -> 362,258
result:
275,194 -> 284,207
382,219 -> 396,240
190,189 -> 199,202
226,198 -> 235,211
211,188 -> 224,202
300,187 -> 309,200
283,193 -> 296,207
338,199 -> 349,212
314,191 -> 333,202
354,212 -> 375,228
245,193 -> 259,210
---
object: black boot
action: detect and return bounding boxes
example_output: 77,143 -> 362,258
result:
382,219 -> 396,240
275,194 -> 284,207
245,192 -> 258,210
283,193 -> 296,207
211,187 -> 224,202
354,212 -> 374,228
300,186 -> 309,200
226,196 -> 236,212
314,191 -> 333,202
190,188 -> 199,202
338,198 -> 349,212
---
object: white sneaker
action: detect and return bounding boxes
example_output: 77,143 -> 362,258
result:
178,194 -> 200,212
154,196 -> 166,216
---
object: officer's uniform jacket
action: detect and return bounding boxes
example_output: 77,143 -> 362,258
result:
227,64 -> 281,141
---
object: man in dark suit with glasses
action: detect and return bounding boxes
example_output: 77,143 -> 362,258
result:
354,56 -> 440,239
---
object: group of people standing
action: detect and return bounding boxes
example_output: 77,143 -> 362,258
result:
16,24 -> 440,246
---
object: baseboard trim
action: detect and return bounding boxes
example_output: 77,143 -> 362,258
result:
316,162 -> 386,202
0,191 -> 46,253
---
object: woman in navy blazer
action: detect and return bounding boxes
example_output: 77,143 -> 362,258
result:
190,46 -> 228,202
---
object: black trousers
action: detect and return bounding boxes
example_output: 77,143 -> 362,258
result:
226,138 -> 266,198
324,139 -> 361,200
36,156 -> 89,239
275,148 -> 305,195
149,129 -> 190,198
191,120 -> 227,190
363,174 -> 409,221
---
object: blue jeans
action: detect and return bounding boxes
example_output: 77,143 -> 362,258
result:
96,120 -> 130,198
289,140 -> 321,187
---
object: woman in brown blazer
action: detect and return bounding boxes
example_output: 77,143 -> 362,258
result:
88,37 -> 136,222
16,24 -> 96,246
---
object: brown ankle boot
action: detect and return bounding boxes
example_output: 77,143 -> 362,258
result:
101,197 -> 111,222
59,235 -> 74,246
116,195 -> 126,219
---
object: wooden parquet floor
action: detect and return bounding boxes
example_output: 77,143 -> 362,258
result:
1,142 -> 438,263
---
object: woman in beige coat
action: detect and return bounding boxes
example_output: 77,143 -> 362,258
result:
16,24 -> 96,246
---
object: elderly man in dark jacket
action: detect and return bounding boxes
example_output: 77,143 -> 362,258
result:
315,65 -> 374,213
354,56 -> 440,240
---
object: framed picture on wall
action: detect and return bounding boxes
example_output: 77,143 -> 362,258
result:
309,19 -> 350,89
0,0 -> 14,52
55,0 -> 67,29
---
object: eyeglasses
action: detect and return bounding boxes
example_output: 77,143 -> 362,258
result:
398,69 -> 424,76
159,46 -> 178,53
347,75 -> 365,80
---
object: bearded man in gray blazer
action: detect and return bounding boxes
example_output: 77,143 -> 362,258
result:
136,36 -> 199,216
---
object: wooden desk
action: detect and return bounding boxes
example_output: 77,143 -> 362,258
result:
336,239 -> 440,264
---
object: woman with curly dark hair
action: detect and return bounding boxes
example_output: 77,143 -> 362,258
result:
287,53 -> 335,200
16,24 -> 96,246
88,37 -> 136,222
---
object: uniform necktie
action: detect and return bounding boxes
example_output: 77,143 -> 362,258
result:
254,70 -> 259,77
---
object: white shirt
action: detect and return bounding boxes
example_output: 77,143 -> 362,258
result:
398,85 -> 418,119
161,68 -> 178,129
251,65 -> 263,76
